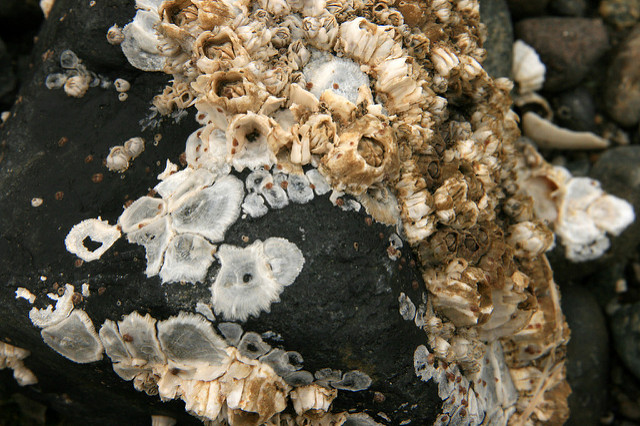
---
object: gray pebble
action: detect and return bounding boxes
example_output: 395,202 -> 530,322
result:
605,23 -> 640,127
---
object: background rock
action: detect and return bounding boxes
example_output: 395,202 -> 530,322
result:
599,0 -> 640,29
506,0 -> 550,19
604,23 -> 640,127
480,0 -> 514,79
561,284 -> 609,426
611,301 -> 640,381
515,17 -> 609,92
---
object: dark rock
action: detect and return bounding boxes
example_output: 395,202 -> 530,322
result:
561,284 -> 609,426
599,0 -> 640,29
515,17 -> 609,92
549,0 -> 588,16
0,0 -> 442,424
0,38 -> 15,103
611,301 -> 640,381
506,0 -> 550,19
605,24 -> 640,127
552,87 -> 596,132
0,0 -> 39,20
480,0 -> 514,79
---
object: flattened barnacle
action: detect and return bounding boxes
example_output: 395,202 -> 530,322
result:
41,310 -> 104,363
211,238 -> 304,321
159,233 -> 216,284
118,311 -> 166,364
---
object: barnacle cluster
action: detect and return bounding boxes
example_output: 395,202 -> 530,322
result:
46,0 -> 638,422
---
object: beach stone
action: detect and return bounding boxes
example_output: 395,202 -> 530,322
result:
480,0 -> 514,79
552,87 -> 596,132
600,0 -> 640,29
611,301 -> 640,381
605,24 -> 640,127
562,284 -> 609,426
515,17 -> 609,92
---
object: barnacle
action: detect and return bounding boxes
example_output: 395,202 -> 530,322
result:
0,342 -> 37,386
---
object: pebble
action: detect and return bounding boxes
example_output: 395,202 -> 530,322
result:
561,284 -> 609,426
515,18 -> 609,92
552,87 -> 596,132
506,0 -> 549,19
549,0 -> 587,16
611,301 -> 640,381
479,0 -> 514,79
599,0 -> 640,29
604,23 -> 640,127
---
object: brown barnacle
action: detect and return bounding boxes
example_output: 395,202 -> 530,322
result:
193,29 -> 249,74
194,70 -> 267,115
372,2 -> 404,26
235,21 -> 276,59
321,115 -> 399,194
451,200 -> 479,230
158,0 -> 198,48
374,56 -> 424,115
271,27 -> 291,49
297,113 -> 337,158
191,0 -> 233,30
287,40 -> 311,71
261,65 -> 292,96
430,44 -> 460,77
319,90 -> 357,126
419,229 -> 459,266
395,0 -> 426,28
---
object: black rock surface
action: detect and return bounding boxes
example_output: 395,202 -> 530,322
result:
0,1 -> 441,424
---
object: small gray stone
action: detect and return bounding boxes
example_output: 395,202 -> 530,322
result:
605,24 -> 640,127
480,0 -> 514,79
561,285 -> 609,426
515,18 -> 609,92
611,301 -> 640,381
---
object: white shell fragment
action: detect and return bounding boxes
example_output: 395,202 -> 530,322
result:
41,310 -> 104,363
15,287 -> 36,304
64,218 -> 121,262
522,111 -> 609,150
0,342 -> 38,386
211,238 -> 304,321
512,40 -> 546,95
29,284 -> 75,329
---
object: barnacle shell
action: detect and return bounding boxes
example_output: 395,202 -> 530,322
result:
64,218 -> 121,262
0,342 -> 38,386
41,310 -> 104,363
63,75 -> 90,98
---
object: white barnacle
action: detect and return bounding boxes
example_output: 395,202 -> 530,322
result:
398,292 -> 416,321
154,168 -> 216,211
123,136 -> 145,159
226,113 -> 277,172
217,322 -> 243,346
305,168 -> 331,195
126,216 -> 174,276
159,233 -> 216,284
241,192 -> 268,218
64,218 -> 121,262
106,146 -> 130,172
107,24 -> 125,45
210,238 -> 304,321
60,50 -> 80,69
114,78 -> 131,93
29,284 -> 75,328
512,40 -> 545,95
41,310 -> 104,363
99,319 -> 131,363
170,174 -> 244,242
285,173 -> 314,204
45,73 -> 68,90
157,313 -> 229,380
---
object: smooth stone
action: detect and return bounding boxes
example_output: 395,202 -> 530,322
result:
605,24 -> 640,127
506,0 -> 550,19
515,17 -> 609,92
549,0 -> 588,16
562,284 -> 609,426
480,0 -> 514,79
611,301 -> 640,381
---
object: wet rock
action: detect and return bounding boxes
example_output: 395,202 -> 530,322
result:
599,0 -> 640,29
561,285 -> 609,426
506,0 -> 550,19
0,0 -> 40,20
549,0 -> 588,16
552,87 -> 596,132
515,18 -> 609,92
605,24 -> 640,127
480,0 -> 514,79
611,301 -> 640,381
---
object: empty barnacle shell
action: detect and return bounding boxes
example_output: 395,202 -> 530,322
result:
45,73 -> 68,90
237,332 -> 271,360
127,216 -> 173,276
118,311 -> 166,364
192,28 -> 249,73
194,70 -> 267,115
331,370 -> 372,391
64,218 -> 121,262
114,78 -> 131,92
226,113 -> 278,171
159,233 -> 216,284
